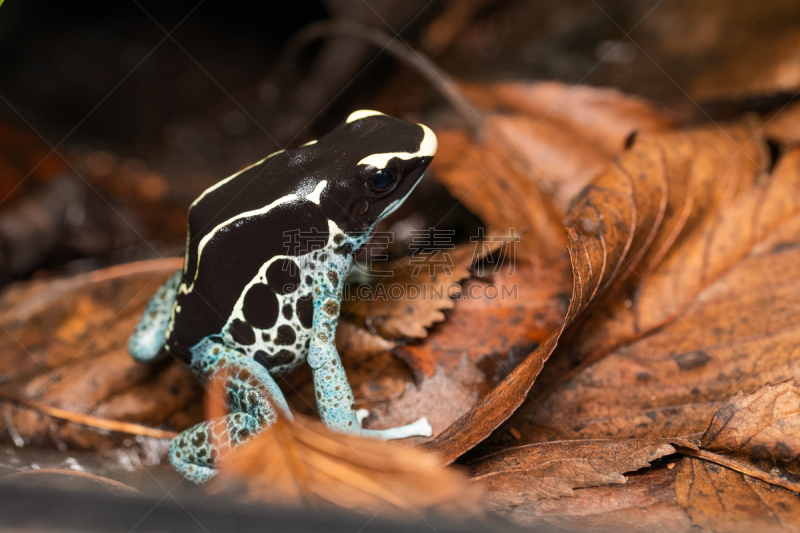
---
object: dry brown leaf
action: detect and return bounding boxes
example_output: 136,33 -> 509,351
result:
394,262 -> 570,382
699,380 -> 800,463
462,81 -> 675,157
669,379 -> 800,495
489,466 -> 692,533
454,80 -> 675,211
430,127 -> 568,261
478,380 -> 800,527
539,120 -> 777,393
676,457 -> 800,533
423,124 -> 705,462
0,259 -> 202,453
367,357 -> 486,442
343,242 -> 486,340
380,82 -> 672,459
471,438 -> 675,503
337,237 -> 534,441
213,410 -> 482,516
494,123 -> 800,448
342,260 -> 572,441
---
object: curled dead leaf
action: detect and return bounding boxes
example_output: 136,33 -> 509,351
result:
699,380 -> 800,464
212,409 -> 483,516
471,438 -> 676,503
496,125 -> 800,449
204,365 -> 481,516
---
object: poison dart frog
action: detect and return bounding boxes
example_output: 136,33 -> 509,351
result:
128,110 -> 436,483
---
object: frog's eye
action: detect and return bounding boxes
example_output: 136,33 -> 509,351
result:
369,168 -> 396,193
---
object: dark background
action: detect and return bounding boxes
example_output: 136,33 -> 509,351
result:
2,0 -> 800,284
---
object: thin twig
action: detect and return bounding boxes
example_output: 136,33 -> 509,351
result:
276,20 -> 484,135
0,389 -> 177,440
676,446 -> 800,494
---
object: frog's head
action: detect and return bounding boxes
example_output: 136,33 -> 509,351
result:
314,110 -> 437,234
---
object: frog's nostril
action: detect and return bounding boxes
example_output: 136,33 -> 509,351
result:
354,199 -> 369,216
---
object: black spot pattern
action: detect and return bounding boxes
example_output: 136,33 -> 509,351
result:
242,283 -> 279,329
230,319 -> 255,345
275,325 -> 297,346
255,349 -> 296,370
334,243 -> 352,255
169,201 -> 329,361
267,258 -> 300,294
282,304 -> 293,320
322,300 -> 339,316
296,294 -> 313,328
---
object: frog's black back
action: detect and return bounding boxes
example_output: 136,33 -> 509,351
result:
165,115 -> 425,360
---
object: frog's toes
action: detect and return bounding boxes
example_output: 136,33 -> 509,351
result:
407,417 -> 433,438
389,416 -> 433,439
169,429 -> 218,484
364,416 -> 433,440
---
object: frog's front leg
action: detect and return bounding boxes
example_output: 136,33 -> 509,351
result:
309,259 -> 432,440
129,271 -> 182,362
169,341 -> 292,483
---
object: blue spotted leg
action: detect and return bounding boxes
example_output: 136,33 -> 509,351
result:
169,341 -> 292,483
129,271 -> 182,362
309,253 -> 432,439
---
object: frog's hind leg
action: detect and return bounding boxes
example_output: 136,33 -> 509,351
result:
169,412 -> 260,484
128,271 -> 182,361
170,342 -> 291,483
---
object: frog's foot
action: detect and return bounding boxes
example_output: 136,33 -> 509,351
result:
170,345 -> 289,483
359,417 -> 433,440
169,413 -> 261,484
355,408 -> 370,425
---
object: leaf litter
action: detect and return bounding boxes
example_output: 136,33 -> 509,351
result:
2,74 -> 800,532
